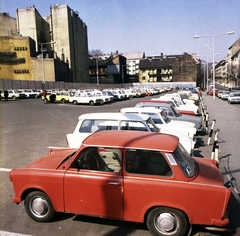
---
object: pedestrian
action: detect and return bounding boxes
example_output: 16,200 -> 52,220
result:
4,89 -> 9,101
42,90 -> 47,103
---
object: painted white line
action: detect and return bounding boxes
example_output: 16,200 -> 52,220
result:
0,168 -> 12,172
0,230 -> 32,236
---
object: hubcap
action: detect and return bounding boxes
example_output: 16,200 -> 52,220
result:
31,197 -> 49,217
156,213 -> 176,232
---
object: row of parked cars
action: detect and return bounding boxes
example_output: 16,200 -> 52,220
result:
217,90 -> 240,104
3,89 -> 42,99
9,87 -> 232,236
41,88 -> 168,105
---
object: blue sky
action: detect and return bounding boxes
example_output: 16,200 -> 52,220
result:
1,0 -> 240,61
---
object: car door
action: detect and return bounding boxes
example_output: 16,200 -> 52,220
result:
63,147 -> 123,219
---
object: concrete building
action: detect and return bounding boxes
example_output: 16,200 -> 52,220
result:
228,38 -> 240,86
16,7 -> 51,53
0,13 -> 17,36
3,4 -> 89,83
122,52 -> 145,82
49,4 -> 89,82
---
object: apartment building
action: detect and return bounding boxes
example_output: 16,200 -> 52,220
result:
139,53 -> 200,84
122,52 -> 145,82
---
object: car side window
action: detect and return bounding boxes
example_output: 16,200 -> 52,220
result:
72,147 -> 122,173
126,149 -> 172,176
120,121 -> 148,131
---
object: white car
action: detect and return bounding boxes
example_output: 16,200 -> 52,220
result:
120,107 -> 197,139
161,93 -> 196,105
66,112 -> 195,153
19,89 -> 38,98
153,96 -> 199,115
6,90 -> 27,99
88,91 -> 113,103
69,92 -> 103,105
228,91 -> 240,104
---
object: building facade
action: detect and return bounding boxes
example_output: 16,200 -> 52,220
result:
0,36 -> 36,81
122,52 -> 145,82
49,4 -> 89,82
139,53 -> 200,84
1,4 -> 89,84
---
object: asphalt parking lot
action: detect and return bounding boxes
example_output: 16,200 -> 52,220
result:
0,92 -> 240,236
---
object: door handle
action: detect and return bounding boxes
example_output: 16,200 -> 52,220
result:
108,181 -> 120,186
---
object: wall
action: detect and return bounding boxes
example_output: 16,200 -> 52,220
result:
0,13 -> 17,36
0,36 -> 35,81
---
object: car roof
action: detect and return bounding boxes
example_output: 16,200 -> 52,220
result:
230,91 -> 240,95
78,112 -> 151,121
136,102 -> 172,108
82,130 -> 179,152
121,107 -> 163,113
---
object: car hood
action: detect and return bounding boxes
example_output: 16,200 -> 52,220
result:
27,149 -> 76,169
193,157 -> 224,186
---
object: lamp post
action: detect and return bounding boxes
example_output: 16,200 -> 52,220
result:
41,41 -> 56,89
122,65 -> 127,88
96,58 -> 99,88
193,31 -> 234,99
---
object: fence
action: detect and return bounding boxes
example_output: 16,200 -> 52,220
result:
0,78 -> 196,91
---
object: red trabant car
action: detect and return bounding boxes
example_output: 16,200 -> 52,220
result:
9,130 -> 231,236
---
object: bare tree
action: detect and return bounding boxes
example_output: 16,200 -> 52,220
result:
89,49 -> 103,58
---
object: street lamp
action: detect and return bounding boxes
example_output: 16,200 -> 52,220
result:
96,58 -> 99,88
193,31 -> 234,99
41,41 -> 56,89
122,65 -> 127,88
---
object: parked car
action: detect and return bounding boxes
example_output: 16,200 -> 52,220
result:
221,91 -> 231,100
228,91 -> 240,104
42,91 -> 74,103
19,89 -> 38,98
9,130 -> 231,236
6,90 -> 27,99
102,90 -> 118,101
135,102 -> 203,131
69,92 -> 103,105
120,107 -> 197,140
66,112 -> 195,153
208,88 -> 219,96
88,91 -> 113,103
162,93 -> 196,105
150,98 -> 199,116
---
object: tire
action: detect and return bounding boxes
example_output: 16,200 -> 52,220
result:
24,191 -> 55,222
146,207 -> 188,236
100,100 -> 104,105
89,100 -> 94,106
72,100 -> 78,105
61,99 -> 66,103
12,96 -> 16,100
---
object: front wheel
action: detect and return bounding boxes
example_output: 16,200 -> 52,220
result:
89,100 -> 94,106
146,207 -> 188,236
24,191 -> 55,222
72,100 -> 78,105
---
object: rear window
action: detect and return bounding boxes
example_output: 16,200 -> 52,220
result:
173,144 -> 198,178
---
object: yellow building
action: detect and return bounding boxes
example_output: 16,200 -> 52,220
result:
0,36 -> 36,81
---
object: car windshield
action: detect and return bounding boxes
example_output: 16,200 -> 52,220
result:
171,105 -> 181,117
160,111 -> 171,124
172,144 -> 198,178
146,118 -> 160,132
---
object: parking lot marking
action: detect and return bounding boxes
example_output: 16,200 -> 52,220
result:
0,230 -> 31,236
0,168 -> 12,172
